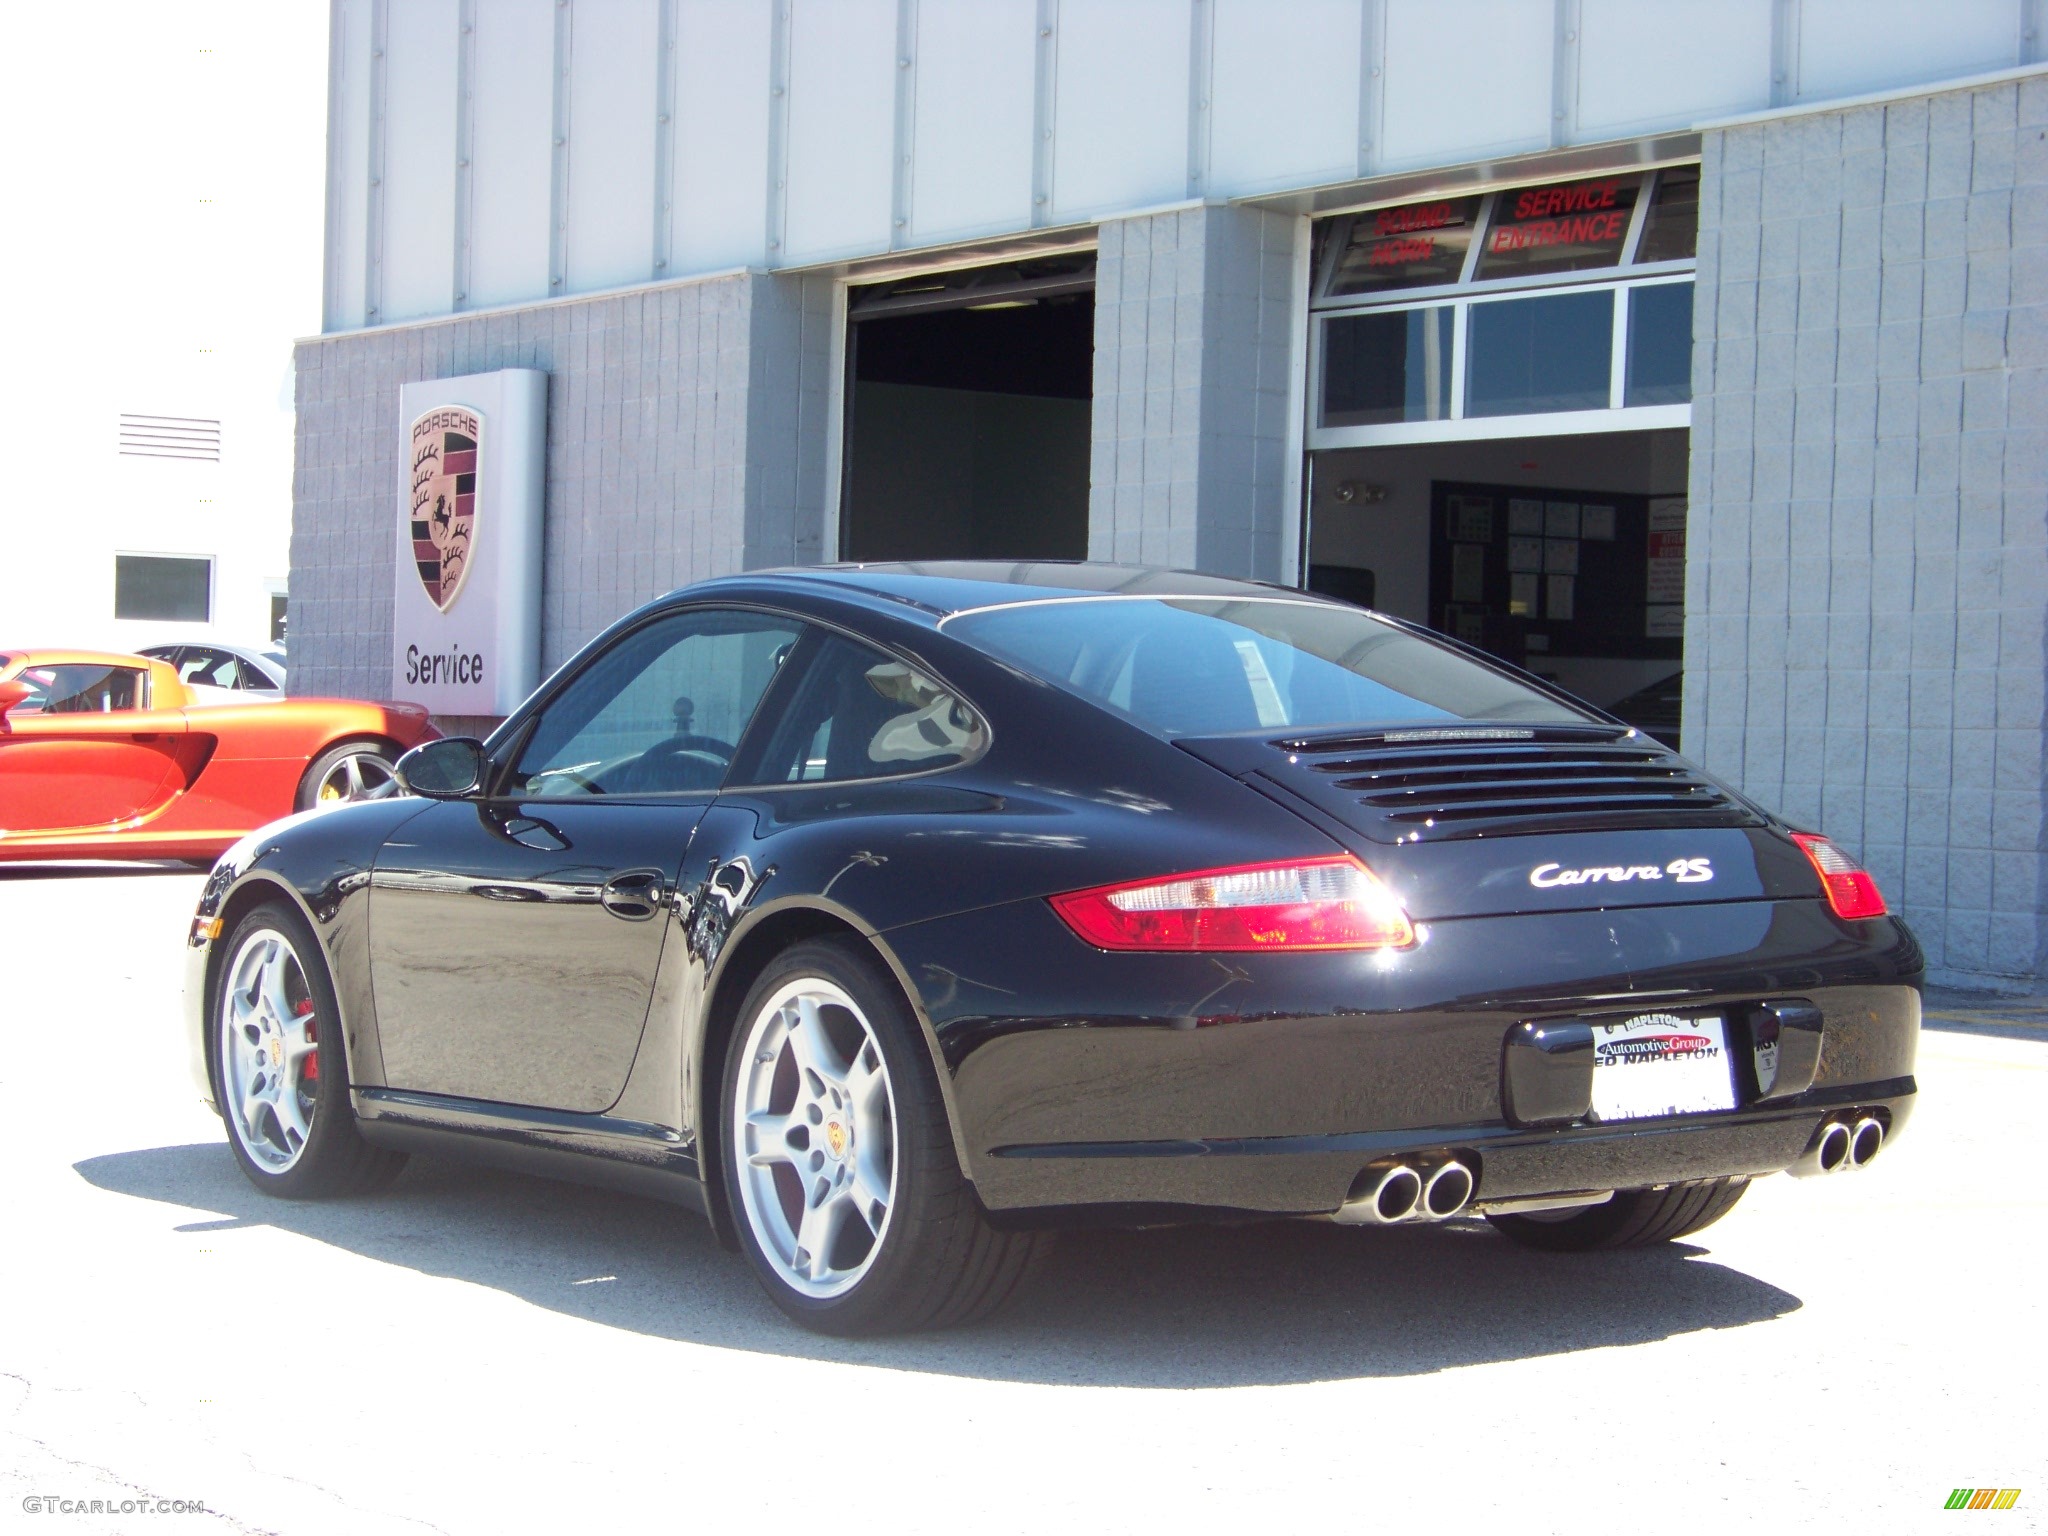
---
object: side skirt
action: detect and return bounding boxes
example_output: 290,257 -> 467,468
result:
354,1087 -> 712,1219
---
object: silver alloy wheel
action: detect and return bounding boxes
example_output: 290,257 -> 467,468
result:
316,750 -> 395,803
218,928 -> 321,1173
732,977 -> 899,1299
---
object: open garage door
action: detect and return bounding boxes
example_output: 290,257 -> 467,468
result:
1307,428 -> 1689,743
840,255 -> 1094,562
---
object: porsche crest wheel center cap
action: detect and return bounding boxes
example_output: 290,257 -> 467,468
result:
267,1035 -> 283,1068
824,1119 -> 849,1160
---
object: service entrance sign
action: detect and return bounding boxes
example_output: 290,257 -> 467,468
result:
391,369 -> 546,715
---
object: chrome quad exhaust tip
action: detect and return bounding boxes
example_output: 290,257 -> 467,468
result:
1335,1161 -> 1424,1225
1334,1155 -> 1475,1225
1421,1159 -> 1476,1219
1791,1111 -> 1886,1177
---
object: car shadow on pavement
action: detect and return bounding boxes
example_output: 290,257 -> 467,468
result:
77,1141 -> 1801,1387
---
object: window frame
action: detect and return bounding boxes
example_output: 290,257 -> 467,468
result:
487,603 -> 810,803
29,662 -> 154,715
113,552 -> 214,624
1306,163 -> 1698,451
940,593 -> 1604,738
482,602 -> 991,802
723,624 -> 993,793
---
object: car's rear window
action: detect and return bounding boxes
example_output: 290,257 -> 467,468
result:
948,597 -> 1594,735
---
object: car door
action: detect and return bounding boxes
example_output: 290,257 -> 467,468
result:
368,607 -> 805,1112
0,661 -> 190,833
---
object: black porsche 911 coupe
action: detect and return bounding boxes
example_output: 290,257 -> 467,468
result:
184,563 -> 1919,1334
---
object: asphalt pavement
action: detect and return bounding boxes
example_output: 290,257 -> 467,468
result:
2,867 -> 2042,1534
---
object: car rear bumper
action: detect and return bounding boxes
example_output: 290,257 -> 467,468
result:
974,1081 -> 1915,1220
882,894 -> 1923,1218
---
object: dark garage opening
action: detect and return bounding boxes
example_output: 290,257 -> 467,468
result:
840,256 -> 1094,562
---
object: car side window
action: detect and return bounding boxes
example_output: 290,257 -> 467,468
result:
510,609 -> 804,797
743,632 -> 987,785
11,668 -> 55,712
181,648 -> 241,688
36,665 -> 148,713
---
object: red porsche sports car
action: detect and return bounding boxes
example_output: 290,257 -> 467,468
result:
0,649 -> 438,863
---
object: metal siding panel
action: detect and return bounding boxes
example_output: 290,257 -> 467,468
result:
1576,0 -> 1773,137
1798,0 -> 2021,102
328,0 -> 375,329
469,0 -> 555,309
1051,0 -> 1192,219
784,0 -> 897,260
674,0 -> 772,273
565,0 -> 661,292
381,0 -> 460,322
1379,0 -> 1552,171
911,0 -> 1036,240
1207,0 -> 1360,194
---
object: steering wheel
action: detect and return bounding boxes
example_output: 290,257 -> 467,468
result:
640,733 -> 736,764
627,735 -> 735,792
528,765 -> 606,796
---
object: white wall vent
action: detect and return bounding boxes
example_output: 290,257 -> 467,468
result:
118,414 -> 222,462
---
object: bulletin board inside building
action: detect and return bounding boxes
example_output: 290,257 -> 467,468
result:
1426,480 -> 1685,674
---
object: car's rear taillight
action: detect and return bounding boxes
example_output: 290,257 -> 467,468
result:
1790,833 -> 1888,920
1049,856 -> 1415,952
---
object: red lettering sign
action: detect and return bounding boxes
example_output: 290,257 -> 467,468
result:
1374,201 -> 1458,236
1369,236 -> 1436,266
1489,209 -> 1628,253
1511,180 -> 1620,220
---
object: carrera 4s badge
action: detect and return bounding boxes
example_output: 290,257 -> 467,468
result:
1529,857 -> 1714,889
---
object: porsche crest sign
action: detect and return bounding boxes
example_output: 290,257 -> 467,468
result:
391,370 -> 547,715
408,406 -> 481,612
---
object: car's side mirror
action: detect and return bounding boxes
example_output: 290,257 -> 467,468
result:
0,679 -> 32,718
395,737 -> 490,800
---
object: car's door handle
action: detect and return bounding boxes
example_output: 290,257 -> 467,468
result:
599,868 -> 666,921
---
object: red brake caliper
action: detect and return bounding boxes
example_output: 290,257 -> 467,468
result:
294,998 -> 319,1080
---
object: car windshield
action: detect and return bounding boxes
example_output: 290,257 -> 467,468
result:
948,597 -> 1595,735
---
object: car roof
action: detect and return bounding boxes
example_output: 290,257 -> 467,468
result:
693,561 -> 1328,619
139,639 -> 273,656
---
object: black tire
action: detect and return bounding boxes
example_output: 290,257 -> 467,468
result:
294,740 -> 399,811
1485,1177 -> 1749,1252
720,938 -> 1049,1335
211,901 -> 408,1199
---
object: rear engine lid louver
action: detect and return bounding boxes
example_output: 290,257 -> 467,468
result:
1184,725 -> 1760,845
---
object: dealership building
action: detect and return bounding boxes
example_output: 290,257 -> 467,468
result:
296,0 -> 2048,988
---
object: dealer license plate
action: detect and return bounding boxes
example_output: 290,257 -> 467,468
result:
1586,1011 -> 1737,1122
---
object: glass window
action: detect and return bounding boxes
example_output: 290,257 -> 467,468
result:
1466,290 -> 1614,417
1634,166 -> 1700,265
743,633 -> 987,784
179,647 -> 245,689
114,555 -> 211,622
1320,308 -> 1453,427
512,610 -> 803,797
1323,197 -> 1482,297
1474,175 -> 1641,282
949,598 -> 1593,736
23,664 -> 149,714
1625,283 -> 1695,407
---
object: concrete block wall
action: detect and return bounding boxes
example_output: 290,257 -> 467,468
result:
290,271 -> 833,720
1688,78 -> 2048,986
1087,204 -> 1300,580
